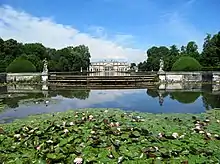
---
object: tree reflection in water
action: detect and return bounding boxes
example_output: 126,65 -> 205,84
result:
1,89 -> 91,109
49,89 -> 90,100
1,85 -> 220,110
3,93 -> 45,108
170,92 -> 201,104
146,88 -> 220,110
202,93 -> 220,110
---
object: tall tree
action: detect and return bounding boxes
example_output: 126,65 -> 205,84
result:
185,41 -> 200,61
146,46 -> 170,71
23,43 -> 48,71
200,32 -> 220,67
130,63 -> 136,70
3,39 -> 23,65
0,38 -> 91,72
163,45 -> 180,71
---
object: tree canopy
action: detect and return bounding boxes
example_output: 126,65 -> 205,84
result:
138,31 -> 220,71
0,38 -> 91,73
1,31 -> 220,73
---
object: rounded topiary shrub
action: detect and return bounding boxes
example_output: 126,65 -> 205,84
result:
6,57 -> 36,73
171,56 -> 202,71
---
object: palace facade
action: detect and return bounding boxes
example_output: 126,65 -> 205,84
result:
89,60 -> 130,72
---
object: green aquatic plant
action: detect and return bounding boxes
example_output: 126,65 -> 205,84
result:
0,108 -> 220,163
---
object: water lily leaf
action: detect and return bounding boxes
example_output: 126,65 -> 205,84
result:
35,159 -> 46,164
67,136 -> 74,142
36,131 -> 42,136
98,149 -> 109,159
74,138 -> 82,144
121,133 -> 129,140
46,153 -> 65,160
132,131 -> 140,137
46,153 -> 57,159
59,139 -> 68,147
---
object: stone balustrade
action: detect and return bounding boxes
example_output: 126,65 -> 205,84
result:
158,71 -> 219,83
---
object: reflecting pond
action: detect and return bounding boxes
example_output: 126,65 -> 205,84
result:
0,83 -> 220,123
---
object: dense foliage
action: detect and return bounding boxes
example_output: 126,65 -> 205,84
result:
6,57 -> 36,73
1,108 -> 220,163
138,31 -> 220,71
0,38 -> 91,72
171,56 -> 202,71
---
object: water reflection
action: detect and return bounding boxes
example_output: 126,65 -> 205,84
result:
0,83 -> 220,122
49,90 -> 90,100
146,87 -> 220,110
170,92 -> 201,104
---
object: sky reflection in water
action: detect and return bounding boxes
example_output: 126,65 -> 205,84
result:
1,87 -> 218,122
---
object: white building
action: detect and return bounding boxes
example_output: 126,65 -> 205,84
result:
89,60 -> 130,72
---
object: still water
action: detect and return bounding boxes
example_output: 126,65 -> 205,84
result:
0,84 -> 220,123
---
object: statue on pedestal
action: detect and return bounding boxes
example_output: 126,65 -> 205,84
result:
42,58 -> 48,86
42,58 -> 48,74
159,58 -> 164,72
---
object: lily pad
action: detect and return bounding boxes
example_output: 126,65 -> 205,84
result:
0,108 -> 220,163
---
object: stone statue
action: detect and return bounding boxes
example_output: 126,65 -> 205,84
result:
43,58 -> 48,73
42,58 -> 48,84
159,58 -> 164,71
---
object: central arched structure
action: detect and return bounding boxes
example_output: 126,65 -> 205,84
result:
104,63 -> 114,71
89,60 -> 130,72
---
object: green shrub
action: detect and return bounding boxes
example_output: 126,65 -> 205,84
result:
171,56 -> 202,71
6,57 -> 36,73
201,67 -> 220,71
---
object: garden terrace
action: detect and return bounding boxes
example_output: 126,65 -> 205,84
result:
48,74 -> 157,85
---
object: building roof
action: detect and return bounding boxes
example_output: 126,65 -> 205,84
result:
91,60 -> 128,64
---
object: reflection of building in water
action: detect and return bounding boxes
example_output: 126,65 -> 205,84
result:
89,60 -> 130,72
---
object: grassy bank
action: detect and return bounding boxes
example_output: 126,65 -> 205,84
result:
1,108 -> 220,163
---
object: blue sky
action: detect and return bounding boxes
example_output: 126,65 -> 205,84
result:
0,0 -> 219,62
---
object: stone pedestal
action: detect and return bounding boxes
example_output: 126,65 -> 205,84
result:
42,73 -> 48,83
158,71 -> 166,82
213,72 -> 220,83
159,83 -> 166,90
42,83 -> 48,91
212,84 -> 220,92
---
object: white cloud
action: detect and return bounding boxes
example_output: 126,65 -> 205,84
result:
0,5 -> 145,63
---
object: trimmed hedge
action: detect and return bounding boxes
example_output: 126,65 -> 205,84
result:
201,67 -> 220,71
6,57 -> 36,73
171,56 -> 202,71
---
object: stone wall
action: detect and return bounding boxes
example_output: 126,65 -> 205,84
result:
213,72 -> 220,83
158,71 -> 219,82
6,73 -> 42,82
159,82 -> 202,91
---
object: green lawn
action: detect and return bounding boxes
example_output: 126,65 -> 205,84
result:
1,108 -> 220,163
